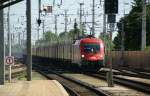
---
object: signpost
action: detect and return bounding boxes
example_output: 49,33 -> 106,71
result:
7,3 -> 12,83
5,56 -> 14,83
5,56 -> 14,65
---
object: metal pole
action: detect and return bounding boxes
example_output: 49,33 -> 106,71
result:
84,11 -> 87,33
79,3 -> 84,37
38,0 -> 41,21
141,0 -> 146,50
64,10 -> 67,33
26,0 -> 32,81
103,1 -> 106,35
22,30 -> 25,45
7,3 -> 12,83
37,25 -> 40,40
37,0 -> 41,40
0,7 -> 5,85
120,2 -> 126,66
43,20 -> 45,38
121,4 -> 126,66
12,33 -> 14,47
74,18 -> 77,39
103,0 -> 107,66
107,23 -> 114,87
92,0 -> 95,36
18,32 -> 21,46
121,21 -> 125,66
54,15 -> 58,35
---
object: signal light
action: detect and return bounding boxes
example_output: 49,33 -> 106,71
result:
37,19 -> 41,26
105,0 -> 118,14
107,14 -> 116,23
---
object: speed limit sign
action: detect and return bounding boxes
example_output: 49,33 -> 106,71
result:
5,56 -> 14,65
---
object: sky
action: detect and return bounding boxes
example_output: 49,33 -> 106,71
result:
4,0 -> 133,44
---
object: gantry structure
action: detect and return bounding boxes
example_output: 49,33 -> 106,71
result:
0,0 -> 23,9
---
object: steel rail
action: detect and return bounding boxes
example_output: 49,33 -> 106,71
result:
33,66 -> 80,96
33,64 -> 110,96
113,68 -> 150,79
85,73 -> 150,94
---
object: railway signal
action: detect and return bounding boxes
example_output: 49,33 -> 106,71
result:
105,0 -> 118,14
107,14 -> 116,23
104,0 -> 118,87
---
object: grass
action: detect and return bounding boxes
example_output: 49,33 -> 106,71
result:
16,71 -> 47,80
144,45 -> 150,51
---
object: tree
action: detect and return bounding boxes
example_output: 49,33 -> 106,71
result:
68,28 -> 80,40
35,31 -> 58,46
59,31 -> 70,41
58,20 -> 84,41
58,28 -> 80,41
43,31 -> 58,41
99,33 -> 114,50
113,0 -> 150,50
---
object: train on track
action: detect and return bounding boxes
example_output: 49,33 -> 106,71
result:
32,36 -> 105,72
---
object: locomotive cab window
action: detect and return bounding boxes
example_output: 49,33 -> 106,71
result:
83,43 -> 100,53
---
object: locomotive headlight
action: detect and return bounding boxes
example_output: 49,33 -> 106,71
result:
81,54 -> 85,58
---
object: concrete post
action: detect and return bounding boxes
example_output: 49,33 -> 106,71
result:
0,8 -> 5,85
26,0 -> 32,81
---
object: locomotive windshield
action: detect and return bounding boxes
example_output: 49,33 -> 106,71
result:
83,43 -> 100,53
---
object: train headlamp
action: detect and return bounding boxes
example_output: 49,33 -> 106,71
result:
81,54 -> 85,58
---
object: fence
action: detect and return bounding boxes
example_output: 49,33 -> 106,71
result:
106,51 -> 150,71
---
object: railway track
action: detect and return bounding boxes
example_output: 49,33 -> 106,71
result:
33,64 -> 110,96
62,73 -> 149,96
11,64 -> 25,69
85,73 -> 150,94
33,64 -> 149,96
112,68 -> 150,79
5,64 -> 26,80
34,70 -> 80,96
6,70 -> 25,80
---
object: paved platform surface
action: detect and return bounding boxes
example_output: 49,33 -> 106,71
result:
0,80 -> 69,96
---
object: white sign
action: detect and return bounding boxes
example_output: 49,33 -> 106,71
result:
5,56 -> 14,65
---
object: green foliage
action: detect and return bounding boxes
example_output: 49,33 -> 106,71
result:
58,31 -> 71,41
113,33 -> 121,49
35,31 -> 58,46
68,28 -> 80,39
144,45 -> 150,51
113,0 -> 150,50
35,20 -> 88,44
43,31 -> 58,41
58,21 -> 87,41
36,20 -> 87,43
58,28 -> 80,41
99,33 -> 114,50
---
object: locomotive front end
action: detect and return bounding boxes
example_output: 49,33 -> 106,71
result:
80,37 -> 105,72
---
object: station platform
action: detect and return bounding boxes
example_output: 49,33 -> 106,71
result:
0,80 -> 69,96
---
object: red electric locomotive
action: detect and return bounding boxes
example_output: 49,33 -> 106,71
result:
79,36 -> 105,71
32,35 -> 105,72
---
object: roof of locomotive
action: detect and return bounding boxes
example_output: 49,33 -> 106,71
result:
80,37 -> 103,44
